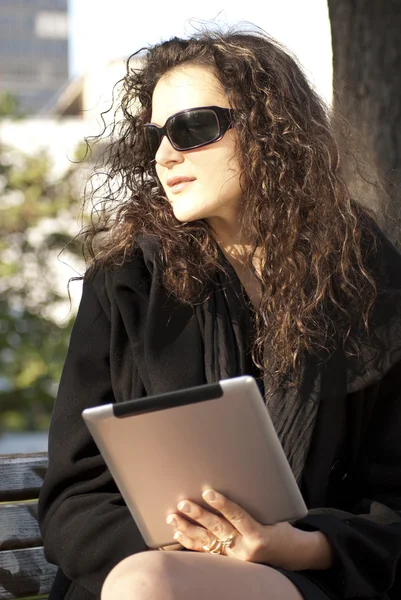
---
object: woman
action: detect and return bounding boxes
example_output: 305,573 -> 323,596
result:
38,28 -> 401,600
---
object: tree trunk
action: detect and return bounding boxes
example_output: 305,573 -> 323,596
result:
328,0 -> 401,244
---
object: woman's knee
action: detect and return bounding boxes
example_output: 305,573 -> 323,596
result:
101,550 -> 171,600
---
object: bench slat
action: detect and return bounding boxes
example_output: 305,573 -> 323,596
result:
0,502 -> 42,551
0,546 -> 57,599
0,454 -> 48,502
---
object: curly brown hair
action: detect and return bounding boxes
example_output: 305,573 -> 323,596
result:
82,26 -> 384,388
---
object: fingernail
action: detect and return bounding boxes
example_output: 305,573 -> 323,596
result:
202,490 -> 216,502
178,501 -> 191,513
166,515 -> 177,526
173,531 -> 182,540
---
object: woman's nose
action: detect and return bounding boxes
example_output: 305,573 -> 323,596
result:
155,135 -> 184,167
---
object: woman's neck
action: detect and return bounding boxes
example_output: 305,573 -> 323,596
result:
210,220 -> 262,310
210,218 -> 258,266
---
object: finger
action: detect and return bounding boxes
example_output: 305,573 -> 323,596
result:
172,530 -> 203,552
176,500 -> 235,542
202,490 -> 261,537
166,513 -> 215,552
172,530 -> 224,555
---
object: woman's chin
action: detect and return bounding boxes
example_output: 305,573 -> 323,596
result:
172,205 -> 206,223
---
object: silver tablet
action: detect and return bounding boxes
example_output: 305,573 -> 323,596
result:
82,375 -> 307,549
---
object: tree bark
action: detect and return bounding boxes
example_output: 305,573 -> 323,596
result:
328,0 -> 401,243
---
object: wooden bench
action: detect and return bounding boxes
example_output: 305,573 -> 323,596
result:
0,452 -> 57,600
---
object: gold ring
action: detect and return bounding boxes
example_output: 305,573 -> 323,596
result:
203,531 -> 237,555
221,531 -> 237,550
210,542 -> 223,554
202,538 -> 222,554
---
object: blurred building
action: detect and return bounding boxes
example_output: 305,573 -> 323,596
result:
48,54 -> 144,122
0,0 -> 69,115
0,55 -> 144,178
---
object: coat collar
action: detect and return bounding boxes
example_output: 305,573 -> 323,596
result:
134,221 -> 401,396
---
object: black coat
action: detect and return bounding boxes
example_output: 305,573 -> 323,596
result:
38,226 -> 401,600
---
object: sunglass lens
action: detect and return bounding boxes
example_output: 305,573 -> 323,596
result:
168,110 -> 219,150
144,126 -> 161,158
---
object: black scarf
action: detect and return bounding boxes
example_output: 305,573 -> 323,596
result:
195,250 -> 326,485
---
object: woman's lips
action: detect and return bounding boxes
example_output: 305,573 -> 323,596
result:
170,180 -> 195,194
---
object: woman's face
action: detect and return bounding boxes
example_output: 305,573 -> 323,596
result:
151,65 -> 243,225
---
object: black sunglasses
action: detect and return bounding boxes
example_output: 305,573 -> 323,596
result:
143,105 -> 235,160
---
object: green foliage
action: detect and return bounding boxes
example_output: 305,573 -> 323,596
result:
0,128 -> 84,432
0,300 -> 74,431
0,92 -> 22,118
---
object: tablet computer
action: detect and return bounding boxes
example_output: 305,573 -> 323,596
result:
82,375 -> 307,549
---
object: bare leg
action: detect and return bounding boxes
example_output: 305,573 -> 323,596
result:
101,550 -> 304,600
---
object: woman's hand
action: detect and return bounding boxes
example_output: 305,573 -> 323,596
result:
166,489 -> 334,571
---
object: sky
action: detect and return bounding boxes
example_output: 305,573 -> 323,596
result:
68,0 -> 333,104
